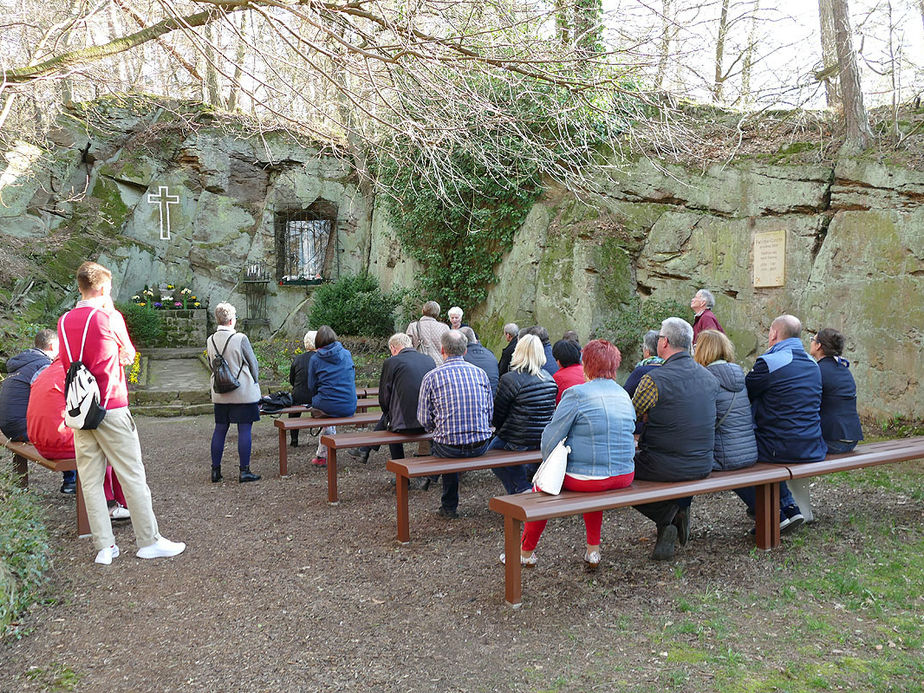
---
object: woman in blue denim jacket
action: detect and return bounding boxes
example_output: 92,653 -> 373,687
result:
506,340 -> 636,570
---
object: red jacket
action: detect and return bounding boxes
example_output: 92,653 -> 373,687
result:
57,303 -> 135,410
553,363 -> 585,404
26,359 -> 75,460
692,309 -> 725,344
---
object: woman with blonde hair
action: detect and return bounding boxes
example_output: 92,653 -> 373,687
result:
489,334 -> 558,494
693,329 -> 757,472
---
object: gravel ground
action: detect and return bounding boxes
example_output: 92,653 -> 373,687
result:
1,415 -> 921,692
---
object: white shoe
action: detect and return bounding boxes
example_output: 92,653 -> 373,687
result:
136,537 -> 186,559
109,504 -> 131,520
95,544 -> 120,565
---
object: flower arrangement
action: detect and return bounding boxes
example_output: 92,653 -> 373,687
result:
127,352 -> 142,385
131,283 -> 202,310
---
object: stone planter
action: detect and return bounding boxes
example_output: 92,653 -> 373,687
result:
158,309 -> 207,348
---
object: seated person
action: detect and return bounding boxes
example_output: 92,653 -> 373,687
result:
0,329 -> 75,493
551,339 -> 584,403
287,330 -> 318,448
525,326 -> 558,376
460,327 -> 499,396
507,340 -> 635,569
623,330 -> 663,397
27,358 -> 130,518
809,328 -> 863,454
489,335 -> 558,494
306,326 -> 357,467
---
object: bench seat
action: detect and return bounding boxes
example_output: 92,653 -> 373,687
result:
267,399 -> 380,417
319,429 -> 434,504
387,450 -> 542,543
274,411 -> 383,476
489,437 -> 924,607
1,433 -> 89,537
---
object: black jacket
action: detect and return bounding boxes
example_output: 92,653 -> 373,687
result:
379,347 -> 435,432
0,349 -> 51,441
464,343 -> 500,396
289,351 -> 315,405
498,337 -> 517,376
818,356 -> 863,443
492,368 -> 558,449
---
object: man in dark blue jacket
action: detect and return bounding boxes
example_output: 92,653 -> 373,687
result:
0,330 -> 73,491
743,314 -> 827,532
460,327 -> 499,396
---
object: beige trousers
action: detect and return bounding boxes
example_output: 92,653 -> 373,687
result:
73,407 -> 160,550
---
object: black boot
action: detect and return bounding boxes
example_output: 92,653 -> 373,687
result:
651,524 -> 678,561
239,468 -> 261,483
290,432 -> 299,447
211,467 -> 222,483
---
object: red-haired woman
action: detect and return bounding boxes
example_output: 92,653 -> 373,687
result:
502,339 -> 636,570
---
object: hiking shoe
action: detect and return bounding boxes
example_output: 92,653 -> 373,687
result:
780,505 -> 804,534
95,544 -> 120,565
673,507 -> 691,546
583,551 -> 601,570
651,524 -> 678,561
436,507 -> 458,520
137,537 -> 186,559
311,457 -> 327,468
500,552 -> 538,568
349,449 -> 371,464
60,481 -> 77,494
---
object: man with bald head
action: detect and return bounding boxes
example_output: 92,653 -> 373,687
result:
742,314 -> 827,532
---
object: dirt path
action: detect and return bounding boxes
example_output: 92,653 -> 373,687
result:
1,416 -> 921,692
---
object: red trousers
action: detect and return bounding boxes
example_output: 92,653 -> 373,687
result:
521,472 -> 634,551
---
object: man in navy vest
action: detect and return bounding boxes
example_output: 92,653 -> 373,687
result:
631,317 -> 718,561
740,314 -> 826,532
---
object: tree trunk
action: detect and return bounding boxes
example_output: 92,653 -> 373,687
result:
574,0 -> 602,57
555,0 -> 571,46
655,0 -> 674,91
817,0 -> 841,107
713,0 -> 730,102
831,0 -> 873,152
741,0 -> 761,106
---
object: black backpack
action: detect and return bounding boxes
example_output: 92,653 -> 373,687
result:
209,333 -> 245,394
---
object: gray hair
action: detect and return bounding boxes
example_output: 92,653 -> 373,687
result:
441,329 -> 468,357
503,322 -> 519,339
509,334 -> 545,377
771,314 -> 802,339
388,332 -> 412,350
447,306 -> 463,319
303,330 -> 318,350
696,289 -> 716,309
459,326 -> 477,344
422,300 -> 440,318
643,329 -> 660,356
660,317 -> 693,352
34,329 -> 58,351
215,302 -> 236,326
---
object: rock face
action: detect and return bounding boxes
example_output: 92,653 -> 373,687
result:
1,96 -> 921,420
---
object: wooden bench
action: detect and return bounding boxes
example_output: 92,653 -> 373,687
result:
319,429 -> 433,504
268,398 -> 380,417
274,411 -> 383,476
1,433 -> 90,537
489,437 -> 924,607
387,449 -> 542,543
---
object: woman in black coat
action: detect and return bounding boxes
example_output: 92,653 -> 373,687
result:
287,330 -> 317,447
488,334 -> 558,494
809,328 -> 864,454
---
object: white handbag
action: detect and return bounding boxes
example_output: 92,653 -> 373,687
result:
532,438 -> 570,495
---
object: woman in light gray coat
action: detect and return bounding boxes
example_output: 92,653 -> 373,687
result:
207,302 -> 261,483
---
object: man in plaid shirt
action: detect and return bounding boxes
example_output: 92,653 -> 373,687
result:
417,330 -> 493,519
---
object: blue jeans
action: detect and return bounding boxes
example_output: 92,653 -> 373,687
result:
431,438 -> 491,513
487,437 -> 536,494
736,482 -> 796,514
825,439 -> 858,454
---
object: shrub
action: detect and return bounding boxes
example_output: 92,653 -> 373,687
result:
307,274 -> 400,338
117,302 -> 164,348
594,296 -> 690,367
0,466 -> 50,635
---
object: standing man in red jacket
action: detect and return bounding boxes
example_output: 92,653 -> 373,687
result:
690,289 -> 725,345
58,261 -> 185,565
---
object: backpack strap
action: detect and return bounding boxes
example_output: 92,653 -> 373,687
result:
212,332 -> 246,380
61,307 -> 100,363
716,388 -> 739,430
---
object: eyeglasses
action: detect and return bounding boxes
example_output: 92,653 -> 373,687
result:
656,334 -> 665,341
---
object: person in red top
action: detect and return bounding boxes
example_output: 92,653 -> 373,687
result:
26,358 -> 130,520
690,289 -> 725,345
551,339 -> 584,403
58,261 -> 185,565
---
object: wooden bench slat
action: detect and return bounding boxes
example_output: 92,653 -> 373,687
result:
386,450 -> 540,477
267,399 -> 380,416
787,437 -> 924,478
275,412 -> 384,477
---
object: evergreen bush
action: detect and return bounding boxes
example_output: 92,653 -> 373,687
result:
307,274 -> 400,338
0,466 -> 50,635
117,302 -> 164,348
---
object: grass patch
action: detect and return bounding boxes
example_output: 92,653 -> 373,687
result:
0,465 -> 50,637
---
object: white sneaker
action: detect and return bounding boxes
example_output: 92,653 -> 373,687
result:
109,504 -> 131,520
136,537 -> 186,559
95,544 -> 120,565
